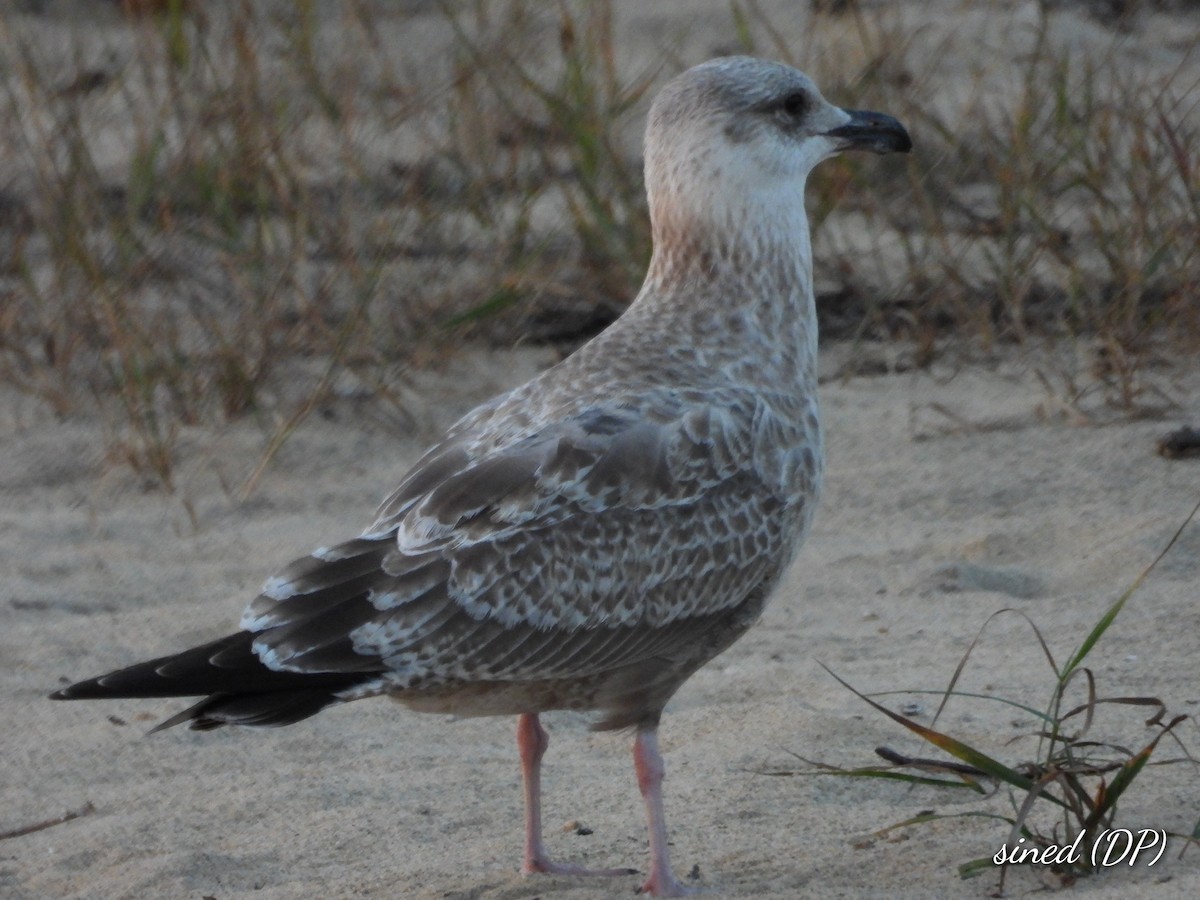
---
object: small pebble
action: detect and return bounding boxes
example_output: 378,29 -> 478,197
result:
1157,426 -> 1200,459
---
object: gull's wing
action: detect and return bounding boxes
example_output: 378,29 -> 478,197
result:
240,386 -> 813,691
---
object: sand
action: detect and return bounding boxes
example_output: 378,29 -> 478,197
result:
5,343 -> 1200,898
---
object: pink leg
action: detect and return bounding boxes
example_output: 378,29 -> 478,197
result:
633,726 -> 697,897
517,712 -> 635,878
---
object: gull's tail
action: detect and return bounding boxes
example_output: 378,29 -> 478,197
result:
50,632 -> 371,732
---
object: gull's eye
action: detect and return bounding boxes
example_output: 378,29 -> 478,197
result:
781,92 -> 809,117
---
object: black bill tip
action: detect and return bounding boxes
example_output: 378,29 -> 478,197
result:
825,109 -> 912,155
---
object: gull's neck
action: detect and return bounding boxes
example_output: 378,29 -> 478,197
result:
629,179 -> 818,386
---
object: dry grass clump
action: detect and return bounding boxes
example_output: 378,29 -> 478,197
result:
755,1 -> 1200,386
2,2 -> 453,491
425,0 -> 656,339
1,0 -> 1197,490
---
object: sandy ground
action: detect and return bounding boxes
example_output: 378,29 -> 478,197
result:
5,1 -> 1200,897
5,343 -> 1200,899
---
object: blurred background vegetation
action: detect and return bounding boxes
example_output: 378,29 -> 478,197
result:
1,0 -> 1197,491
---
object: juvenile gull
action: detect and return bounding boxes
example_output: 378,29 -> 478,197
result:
52,56 -> 910,896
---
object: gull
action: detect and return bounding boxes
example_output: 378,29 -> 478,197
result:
52,56 -> 911,896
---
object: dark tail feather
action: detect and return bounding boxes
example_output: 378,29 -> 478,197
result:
150,689 -> 351,732
50,631 -> 375,731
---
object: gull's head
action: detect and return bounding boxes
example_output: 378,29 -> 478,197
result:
644,57 -> 911,243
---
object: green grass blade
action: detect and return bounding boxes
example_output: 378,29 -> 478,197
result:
1063,497 -> 1200,675
821,664 -> 1051,796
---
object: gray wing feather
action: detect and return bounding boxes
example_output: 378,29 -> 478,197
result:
239,388 -> 809,690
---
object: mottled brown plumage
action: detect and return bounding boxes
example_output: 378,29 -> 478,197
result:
52,57 -> 911,896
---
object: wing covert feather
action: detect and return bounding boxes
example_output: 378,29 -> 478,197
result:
239,389 -> 817,690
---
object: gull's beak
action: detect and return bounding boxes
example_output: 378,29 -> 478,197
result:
824,109 -> 912,155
